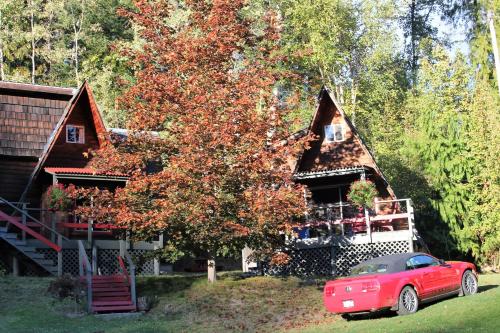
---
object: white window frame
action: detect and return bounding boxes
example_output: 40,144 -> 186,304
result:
66,124 -> 85,144
324,123 -> 345,142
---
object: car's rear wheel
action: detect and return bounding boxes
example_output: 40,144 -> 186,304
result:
461,270 -> 478,296
397,286 -> 419,316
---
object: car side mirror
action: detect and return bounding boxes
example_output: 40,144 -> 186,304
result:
439,259 -> 451,267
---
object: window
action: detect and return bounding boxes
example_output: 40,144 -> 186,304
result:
324,124 -> 344,142
406,255 -> 439,270
351,263 -> 388,276
66,125 -> 85,144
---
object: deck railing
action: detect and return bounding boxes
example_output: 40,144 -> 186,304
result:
118,252 -> 137,309
0,197 -> 68,253
302,198 -> 414,242
78,240 -> 93,313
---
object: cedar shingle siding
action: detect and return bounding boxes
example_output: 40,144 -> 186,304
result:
0,82 -> 74,201
0,83 -> 74,158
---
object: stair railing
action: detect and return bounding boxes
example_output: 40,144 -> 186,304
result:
0,196 -> 68,252
78,240 -> 93,313
118,252 -> 137,309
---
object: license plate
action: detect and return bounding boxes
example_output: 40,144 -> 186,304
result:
343,300 -> 354,308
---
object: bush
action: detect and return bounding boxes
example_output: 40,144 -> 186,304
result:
137,295 -> 159,312
47,274 -> 84,302
347,180 -> 378,209
47,184 -> 73,211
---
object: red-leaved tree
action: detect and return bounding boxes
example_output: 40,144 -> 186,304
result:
89,0 -> 308,281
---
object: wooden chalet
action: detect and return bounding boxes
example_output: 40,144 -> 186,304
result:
246,87 -> 422,276
0,81 -> 160,313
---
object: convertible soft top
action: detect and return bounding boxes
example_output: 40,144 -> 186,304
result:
351,252 -> 431,274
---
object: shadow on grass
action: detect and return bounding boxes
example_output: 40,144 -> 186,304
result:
478,284 -> 498,293
343,284 -> 500,322
137,275 -> 203,297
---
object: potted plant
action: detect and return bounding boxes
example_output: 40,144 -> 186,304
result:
347,180 -> 378,210
47,184 -> 73,212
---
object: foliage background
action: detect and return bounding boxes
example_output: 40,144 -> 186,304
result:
1,0 -> 499,264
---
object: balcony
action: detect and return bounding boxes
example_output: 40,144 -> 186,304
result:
297,198 -> 414,238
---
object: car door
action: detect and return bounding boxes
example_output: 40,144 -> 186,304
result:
407,255 -> 442,299
437,261 -> 460,293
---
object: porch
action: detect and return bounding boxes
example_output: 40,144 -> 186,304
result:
293,198 -> 417,252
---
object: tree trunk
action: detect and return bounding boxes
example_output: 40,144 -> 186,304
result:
410,0 -> 416,86
487,10 -> 500,96
207,258 -> 216,283
74,30 -> 79,85
30,1 -> 35,84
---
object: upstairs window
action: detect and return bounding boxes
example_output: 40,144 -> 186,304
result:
324,124 -> 344,142
66,125 -> 85,144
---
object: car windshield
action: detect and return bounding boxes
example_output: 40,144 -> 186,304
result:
351,263 -> 388,276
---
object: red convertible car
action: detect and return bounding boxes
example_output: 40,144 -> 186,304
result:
324,252 -> 478,316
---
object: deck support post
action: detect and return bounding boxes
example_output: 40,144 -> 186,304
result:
12,255 -> 19,276
57,235 -> 63,276
153,233 -> 164,276
119,240 -> 126,257
78,247 -> 83,276
207,259 -> 216,283
407,199 -> 414,253
365,207 -> 371,242
51,212 -> 56,243
21,203 -> 27,242
92,245 -> 97,274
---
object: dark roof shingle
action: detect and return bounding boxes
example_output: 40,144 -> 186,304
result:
0,82 -> 75,158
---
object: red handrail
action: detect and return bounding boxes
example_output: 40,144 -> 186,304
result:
0,210 -> 61,252
59,222 -> 126,230
117,255 -> 130,284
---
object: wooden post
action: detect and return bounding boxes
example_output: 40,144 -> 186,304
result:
330,245 -> 336,276
207,259 -> 216,283
78,247 -> 83,277
119,240 -> 126,257
51,211 -> 56,243
407,199 -> 414,253
365,207 -> 371,242
21,203 -> 27,242
339,188 -> 344,236
57,235 -> 62,276
92,245 -> 97,275
12,256 -> 19,277
87,219 -> 93,246
153,240 -> 160,276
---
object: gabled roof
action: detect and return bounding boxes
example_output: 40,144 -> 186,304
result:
19,82 -> 108,201
0,81 -> 76,157
294,86 -> 395,197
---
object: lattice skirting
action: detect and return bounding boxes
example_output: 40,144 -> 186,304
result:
36,248 -> 155,276
266,240 -> 409,277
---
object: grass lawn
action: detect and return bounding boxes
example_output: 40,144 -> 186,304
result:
0,272 -> 498,333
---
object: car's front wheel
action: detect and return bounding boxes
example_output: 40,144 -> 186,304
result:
461,270 -> 478,296
397,286 -> 419,316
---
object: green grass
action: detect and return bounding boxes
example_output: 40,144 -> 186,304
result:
0,273 -> 499,333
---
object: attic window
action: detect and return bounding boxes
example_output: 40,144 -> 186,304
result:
66,125 -> 85,144
324,124 -> 344,142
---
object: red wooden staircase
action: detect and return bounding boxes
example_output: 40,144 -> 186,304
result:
91,275 -> 136,313
0,197 -> 67,275
78,241 -> 137,314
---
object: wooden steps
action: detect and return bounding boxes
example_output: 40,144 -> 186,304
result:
0,213 -> 59,275
91,275 -> 136,313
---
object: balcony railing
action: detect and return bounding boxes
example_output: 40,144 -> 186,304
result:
299,198 -> 414,237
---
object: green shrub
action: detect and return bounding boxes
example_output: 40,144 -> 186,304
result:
47,274 -> 84,302
347,180 -> 378,209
